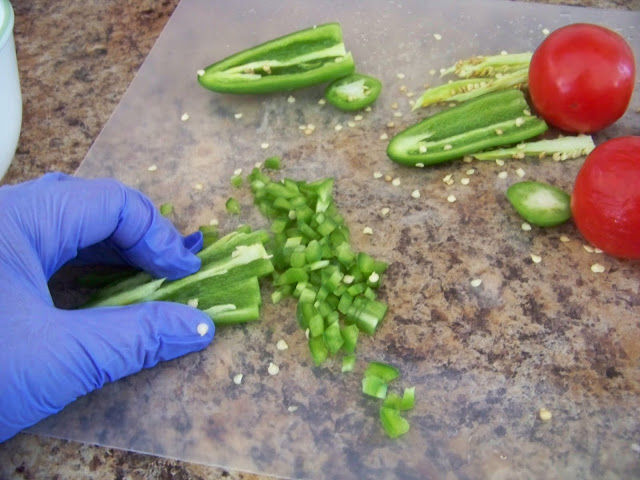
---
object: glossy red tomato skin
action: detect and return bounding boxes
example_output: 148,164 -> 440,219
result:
528,23 -> 636,134
571,136 -> 640,259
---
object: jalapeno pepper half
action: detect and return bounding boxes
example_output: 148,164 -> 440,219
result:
324,73 -> 382,111
197,23 -> 355,94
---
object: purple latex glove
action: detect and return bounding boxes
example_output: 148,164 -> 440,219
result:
0,173 -> 215,442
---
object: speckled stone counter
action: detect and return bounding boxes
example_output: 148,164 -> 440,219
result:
1,0 -> 639,479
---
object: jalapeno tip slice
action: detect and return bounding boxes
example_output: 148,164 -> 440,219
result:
325,73 -> 382,111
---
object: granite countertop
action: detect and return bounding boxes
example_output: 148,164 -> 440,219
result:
1,0 -> 639,479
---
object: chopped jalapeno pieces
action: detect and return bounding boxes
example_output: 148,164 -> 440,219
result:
379,406 -> 410,438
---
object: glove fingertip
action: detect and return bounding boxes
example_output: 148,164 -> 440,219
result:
183,231 -> 204,255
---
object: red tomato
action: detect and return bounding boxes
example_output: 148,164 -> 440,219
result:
528,23 -> 636,134
571,136 -> 640,259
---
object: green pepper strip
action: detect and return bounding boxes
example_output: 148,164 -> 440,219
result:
388,89 -> 548,167
198,23 -> 355,94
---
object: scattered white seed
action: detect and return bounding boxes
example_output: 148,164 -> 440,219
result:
560,235 -> 570,243
347,120 -> 357,127
318,98 -> 326,105
287,95 -> 296,103
268,362 -> 280,376
194,183 -> 204,190
384,174 -> 393,182
305,328 -> 310,339
196,323 -> 209,336
516,168 -> 526,178
461,178 -> 470,185
466,168 -> 475,175
583,244 -> 595,253
591,263 -> 606,273
362,226 -> 374,235
147,164 -> 158,172
187,298 -> 199,308
434,33 -> 442,40
391,177 -> 401,186
181,112 -> 190,121
542,28 -> 551,35
380,207 -> 390,217
539,408 -> 552,421
416,162 -> 425,168
500,50 -> 509,55
234,113 -> 243,119
287,406 -> 298,413
419,145 -> 428,153
209,218 -> 219,226
463,156 -> 473,163
354,114 -> 363,121
521,222 -> 532,231
197,69 -> 205,76
234,168 -> 243,176
411,189 -> 421,199
373,171 -> 383,179
515,117 -> 525,127
498,171 -> 508,179
443,144 -> 453,150
495,128 -> 504,135
233,373 -> 243,385
443,173 -> 453,184
342,274 -> 355,284
391,102 -> 398,110
594,248 -> 603,254
276,339 -> 289,351
261,142 -> 270,149
496,159 -> 505,166
387,121 -> 396,128
396,72 -> 405,79
334,124 -> 343,131
530,254 -> 542,264
393,111 -> 403,117
429,69 -> 437,76
365,106 -> 372,112
447,194 -> 457,203
470,278 -> 483,288
379,133 -> 389,140
368,272 -> 380,283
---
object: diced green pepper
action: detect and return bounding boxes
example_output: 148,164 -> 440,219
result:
506,180 -> 571,227
379,406 -> 410,438
264,155 -> 282,170
342,354 -> 356,372
198,23 -> 355,94
365,361 -> 400,383
340,324 -> 359,353
225,197 -> 241,214
325,73 -> 382,111
309,336 -> 329,366
159,203 -> 173,217
323,321 -> 344,354
362,375 -> 388,399
387,90 -> 548,167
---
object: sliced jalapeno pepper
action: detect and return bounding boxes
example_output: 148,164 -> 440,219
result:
506,180 -> 571,227
387,89 -> 548,167
324,73 -> 382,111
198,23 -> 355,94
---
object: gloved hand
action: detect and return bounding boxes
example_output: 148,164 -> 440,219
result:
0,172 -> 215,443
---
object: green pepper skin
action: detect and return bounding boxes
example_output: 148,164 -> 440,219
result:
325,73 -> 382,111
387,89 -> 548,167
198,23 -> 355,94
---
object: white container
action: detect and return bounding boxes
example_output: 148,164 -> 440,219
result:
0,0 -> 21,180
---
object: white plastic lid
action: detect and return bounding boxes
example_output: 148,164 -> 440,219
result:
0,0 -> 15,50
